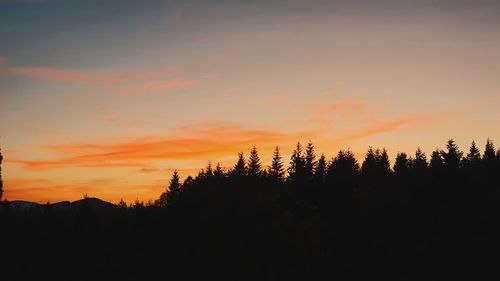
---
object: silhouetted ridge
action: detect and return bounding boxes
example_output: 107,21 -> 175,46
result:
71,197 -> 116,209
5,198 -> 116,211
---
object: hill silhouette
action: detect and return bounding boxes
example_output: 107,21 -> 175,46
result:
1,138 -> 500,280
7,197 -> 116,211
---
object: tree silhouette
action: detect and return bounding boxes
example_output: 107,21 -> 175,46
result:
376,148 -> 391,177
248,146 -> 261,178
483,139 -> 496,166
269,146 -> 285,182
411,147 -> 428,176
442,139 -> 463,171
205,162 -> 214,179
166,170 -> 181,205
327,149 -> 359,185
361,147 -> 377,181
304,141 -> 317,181
394,152 -> 410,177
314,153 -> 327,183
462,141 -> 481,169
232,152 -> 247,178
484,139 -> 495,160
157,170 -> 181,206
429,148 -> 444,176
117,198 -> 127,209
288,142 -> 306,183
214,163 -> 225,180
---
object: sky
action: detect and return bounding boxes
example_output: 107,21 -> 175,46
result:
1,0 -> 499,203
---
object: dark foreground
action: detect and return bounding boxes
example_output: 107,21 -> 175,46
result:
2,183 -> 500,280
2,140 -> 500,280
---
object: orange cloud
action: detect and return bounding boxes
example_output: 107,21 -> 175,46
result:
339,116 -> 428,141
0,51 -> 238,85
10,124 -> 319,170
0,61 -> 181,86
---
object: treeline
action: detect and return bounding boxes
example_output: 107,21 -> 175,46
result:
157,139 -> 500,207
1,139 -> 500,281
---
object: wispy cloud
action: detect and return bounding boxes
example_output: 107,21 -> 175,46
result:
338,116 -> 428,141
0,57 -> 181,86
9,124 -> 319,170
0,52 -> 237,95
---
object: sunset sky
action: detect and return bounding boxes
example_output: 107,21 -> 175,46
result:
1,0 -> 499,203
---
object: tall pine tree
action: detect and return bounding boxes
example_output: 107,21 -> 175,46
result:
314,154 -> 327,183
157,170 -> 182,206
269,146 -> 285,182
205,162 -> 214,179
462,141 -> 481,168
288,142 -> 305,182
411,147 -> 428,175
442,139 -> 462,171
376,148 -> 391,177
483,139 -> 496,163
233,152 -> 247,178
214,163 -> 225,180
166,170 -> 181,205
304,141 -> 317,181
361,147 -> 377,180
248,145 -> 262,178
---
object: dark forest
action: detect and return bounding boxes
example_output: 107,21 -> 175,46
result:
1,139 -> 500,280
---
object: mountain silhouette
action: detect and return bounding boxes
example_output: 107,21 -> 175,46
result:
7,197 -> 116,211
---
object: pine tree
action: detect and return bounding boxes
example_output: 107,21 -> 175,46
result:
442,139 -> 462,170
314,154 -> 327,182
304,141 -> 317,181
429,149 -> 444,175
376,148 -> 391,177
166,170 -> 181,205
483,139 -> 496,163
248,145 -> 261,177
183,175 -> 194,187
233,152 -> 247,178
411,147 -> 428,175
327,149 -> 359,183
361,147 -> 377,180
288,142 -> 305,182
269,146 -> 285,182
214,163 -> 225,179
197,169 -> 206,181
393,152 -> 410,177
205,162 -> 214,179
462,141 -> 481,168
